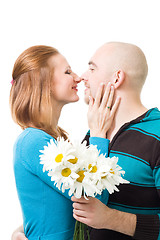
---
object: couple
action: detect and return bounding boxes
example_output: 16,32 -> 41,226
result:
11,42 -> 160,240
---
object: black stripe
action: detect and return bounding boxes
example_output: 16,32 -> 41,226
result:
82,134 -> 89,145
108,184 -> 160,208
110,129 -> 159,169
128,127 -> 160,141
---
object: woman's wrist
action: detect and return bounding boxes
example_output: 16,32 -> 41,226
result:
90,130 -> 107,138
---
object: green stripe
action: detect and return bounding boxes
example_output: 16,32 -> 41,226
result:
109,151 -> 154,186
129,181 -> 155,187
153,167 -> 160,187
110,150 -> 150,166
86,130 -> 90,136
108,202 -> 160,215
126,127 -> 160,141
145,108 -> 155,117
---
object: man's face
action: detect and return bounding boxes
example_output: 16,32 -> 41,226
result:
82,46 -> 113,100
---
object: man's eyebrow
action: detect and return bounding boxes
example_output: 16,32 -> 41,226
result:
88,61 -> 97,68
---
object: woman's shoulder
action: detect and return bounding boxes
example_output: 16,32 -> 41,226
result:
14,128 -> 56,171
14,128 -> 55,158
17,127 -> 54,145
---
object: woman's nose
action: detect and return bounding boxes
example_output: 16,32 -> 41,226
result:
74,75 -> 82,83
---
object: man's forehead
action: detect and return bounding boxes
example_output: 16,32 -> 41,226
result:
88,48 -> 109,67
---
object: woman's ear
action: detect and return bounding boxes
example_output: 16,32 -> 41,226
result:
113,70 -> 125,89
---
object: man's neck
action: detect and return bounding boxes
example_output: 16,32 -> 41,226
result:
107,94 -> 148,141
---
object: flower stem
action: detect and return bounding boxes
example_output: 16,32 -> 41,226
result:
73,221 -> 90,240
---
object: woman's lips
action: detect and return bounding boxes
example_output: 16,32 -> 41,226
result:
72,86 -> 78,91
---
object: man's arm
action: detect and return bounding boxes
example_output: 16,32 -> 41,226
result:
72,196 -> 136,236
11,225 -> 28,240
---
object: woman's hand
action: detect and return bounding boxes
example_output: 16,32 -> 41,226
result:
11,226 -> 28,240
87,82 -> 120,138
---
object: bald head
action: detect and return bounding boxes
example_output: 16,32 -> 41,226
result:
93,42 -> 148,92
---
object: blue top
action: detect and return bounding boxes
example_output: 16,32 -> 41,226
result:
13,127 -> 109,240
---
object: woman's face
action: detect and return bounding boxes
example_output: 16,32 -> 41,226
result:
49,54 -> 81,105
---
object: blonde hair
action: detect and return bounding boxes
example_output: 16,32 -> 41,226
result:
10,45 -> 68,140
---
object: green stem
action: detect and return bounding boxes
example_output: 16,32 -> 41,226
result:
73,221 -> 90,240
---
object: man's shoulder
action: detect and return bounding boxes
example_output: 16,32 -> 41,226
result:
131,108 -> 160,140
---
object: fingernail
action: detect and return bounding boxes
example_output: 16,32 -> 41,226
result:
100,82 -> 104,86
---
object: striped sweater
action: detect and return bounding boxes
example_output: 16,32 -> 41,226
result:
83,107 -> 160,240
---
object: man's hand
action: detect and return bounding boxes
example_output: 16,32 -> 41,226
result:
11,226 -> 28,240
71,196 -> 136,236
71,196 -> 111,229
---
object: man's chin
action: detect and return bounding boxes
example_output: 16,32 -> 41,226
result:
84,96 -> 90,105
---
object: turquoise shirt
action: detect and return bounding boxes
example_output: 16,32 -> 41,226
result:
13,128 -> 109,240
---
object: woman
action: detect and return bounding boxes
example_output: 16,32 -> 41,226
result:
10,45 -> 118,240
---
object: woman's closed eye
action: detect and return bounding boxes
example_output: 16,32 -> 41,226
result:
65,69 -> 72,74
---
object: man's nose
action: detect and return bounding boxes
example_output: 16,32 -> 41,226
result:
81,72 -> 88,82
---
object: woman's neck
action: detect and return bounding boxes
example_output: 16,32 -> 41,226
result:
28,101 -> 63,132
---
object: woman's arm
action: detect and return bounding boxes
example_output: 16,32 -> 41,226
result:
11,225 -> 28,240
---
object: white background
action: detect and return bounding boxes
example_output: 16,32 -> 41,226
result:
0,0 -> 160,238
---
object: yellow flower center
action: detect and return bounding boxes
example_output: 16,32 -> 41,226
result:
61,168 -> 71,177
77,170 -> 85,182
110,168 -> 115,174
55,153 -> 63,163
88,164 -> 92,169
88,164 -> 97,173
102,175 -> 106,179
68,157 -> 78,164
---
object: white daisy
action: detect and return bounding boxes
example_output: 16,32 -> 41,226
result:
68,168 -> 101,199
48,166 -> 79,193
98,156 -> 129,194
39,138 -> 76,172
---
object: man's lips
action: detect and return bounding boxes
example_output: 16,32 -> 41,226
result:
84,87 -> 90,92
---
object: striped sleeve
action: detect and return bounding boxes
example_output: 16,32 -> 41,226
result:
134,142 -> 160,240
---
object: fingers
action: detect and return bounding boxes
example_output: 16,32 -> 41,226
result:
73,202 -> 86,211
73,208 -> 87,217
106,85 -> 114,109
100,82 -> 112,108
73,213 -> 87,224
71,196 -> 90,203
94,83 -> 104,107
111,96 -> 121,116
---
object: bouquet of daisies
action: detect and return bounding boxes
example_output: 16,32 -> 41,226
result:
39,137 -> 129,240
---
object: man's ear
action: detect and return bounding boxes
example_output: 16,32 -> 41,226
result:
113,70 -> 125,89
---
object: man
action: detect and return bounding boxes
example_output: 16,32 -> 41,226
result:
72,42 -> 160,240
12,42 -> 160,240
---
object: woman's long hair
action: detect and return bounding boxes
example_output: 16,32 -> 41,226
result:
10,45 -> 68,140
